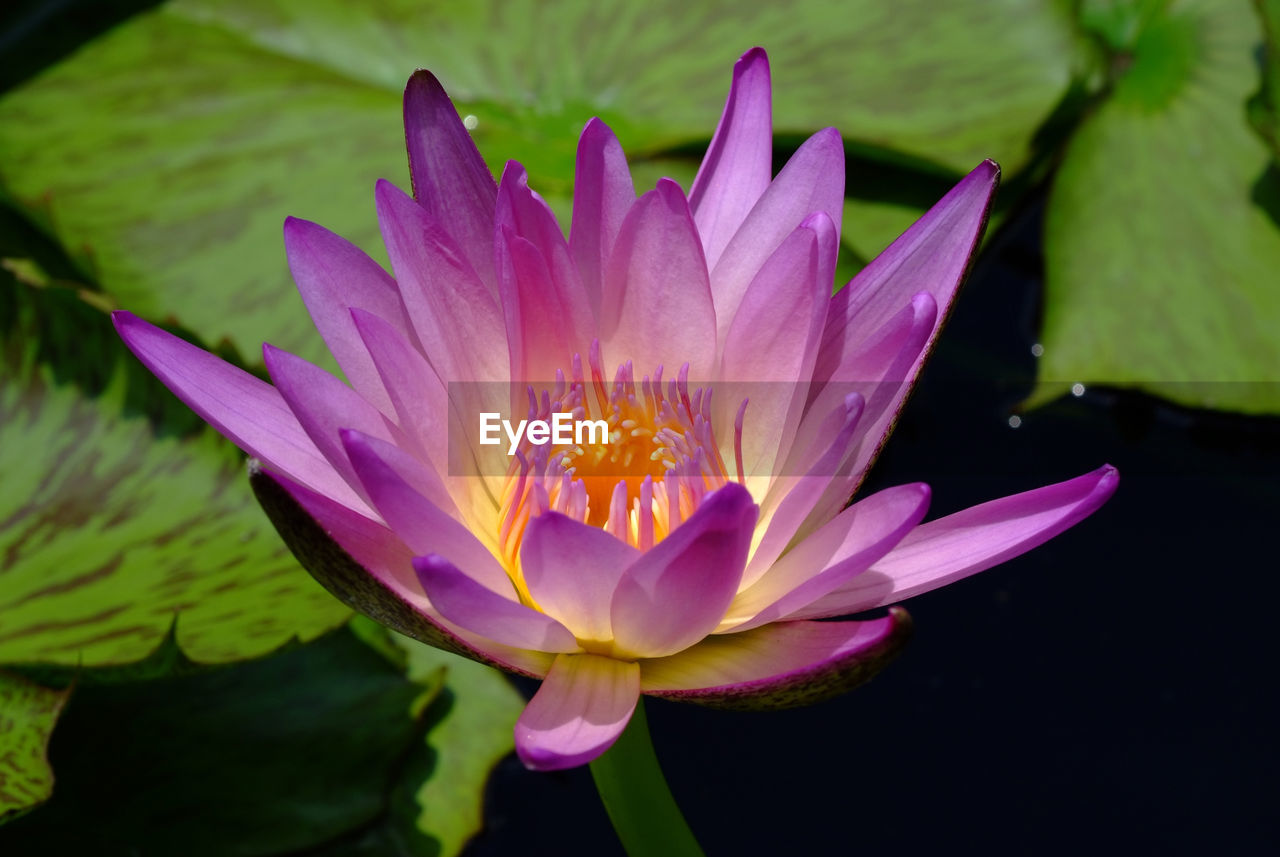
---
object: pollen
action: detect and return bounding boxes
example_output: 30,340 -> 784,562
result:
494,339 -> 746,581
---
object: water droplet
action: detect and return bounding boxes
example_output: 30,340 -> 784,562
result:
1007,415 -> 1022,428
1030,343 -> 1044,357
1071,382 -> 1085,397
463,114 -> 479,131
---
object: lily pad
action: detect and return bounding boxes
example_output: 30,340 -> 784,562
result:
0,625 -> 440,856
0,279 -> 350,667
1035,0 -> 1280,413
0,671 -> 70,824
396,632 -> 524,857
0,0 -> 1081,360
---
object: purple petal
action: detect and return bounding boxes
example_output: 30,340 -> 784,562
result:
719,213 -> 833,478
413,554 -> 579,653
495,163 -> 595,381
112,312 -> 366,513
689,47 -> 773,271
789,292 -> 937,540
810,161 -> 999,502
601,179 -> 717,379
374,179 -> 507,384
741,391 -> 865,587
569,118 -> 636,320
641,609 -> 911,710
254,466 -> 554,678
515,653 -> 640,770
709,127 -> 844,342
721,483 -> 929,632
340,428 -> 512,597
610,483 -> 757,658
521,512 -> 639,644
788,465 -> 1119,619
283,216 -> 412,416
263,344 -> 402,507
403,70 -> 497,289
349,308 -> 447,472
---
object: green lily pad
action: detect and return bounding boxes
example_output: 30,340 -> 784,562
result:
1035,1 -> 1280,413
0,625 -> 441,856
0,0 -> 1081,360
1248,0 -> 1280,157
0,671 -> 70,824
0,279 -> 349,667
395,631 -> 524,857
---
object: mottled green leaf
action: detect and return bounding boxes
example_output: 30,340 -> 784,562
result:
0,0 -> 1082,360
0,280 -> 349,667
1036,0 -> 1280,412
395,632 -> 524,857
0,671 -> 70,824
0,626 -> 440,856
1248,0 -> 1280,156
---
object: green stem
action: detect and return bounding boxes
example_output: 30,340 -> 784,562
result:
589,698 -> 705,857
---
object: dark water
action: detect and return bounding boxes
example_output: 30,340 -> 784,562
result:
468,200 -> 1280,856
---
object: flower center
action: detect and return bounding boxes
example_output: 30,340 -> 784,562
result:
494,341 -> 746,582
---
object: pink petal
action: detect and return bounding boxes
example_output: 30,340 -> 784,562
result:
808,161 -> 998,507
741,391 -> 865,588
283,216 -> 412,416
709,127 -> 845,342
569,118 -> 636,320
253,466 -> 554,678
610,483 -> 757,658
719,212 -> 833,478
720,483 -> 929,632
494,163 -> 593,378
112,311 -> 367,513
263,344 -> 402,507
520,512 -> 640,645
495,162 -> 595,381
374,179 -> 507,384
689,47 -> 773,272
601,179 -> 717,379
403,70 -> 497,290
340,428 -> 511,596
515,653 -> 640,770
788,292 -> 937,541
641,609 -> 911,710
413,554 -> 579,653
349,308 -> 448,474
788,465 -> 1120,619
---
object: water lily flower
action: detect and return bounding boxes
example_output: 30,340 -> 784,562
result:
114,48 -> 1117,771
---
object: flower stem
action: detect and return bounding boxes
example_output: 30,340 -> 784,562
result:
589,698 -> 705,857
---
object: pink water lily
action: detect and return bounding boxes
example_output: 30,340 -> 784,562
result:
114,48 -> 1117,771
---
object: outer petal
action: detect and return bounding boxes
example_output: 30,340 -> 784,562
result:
340,429 -> 511,595
569,118 -> 636,319
250,464 -> 554,678
520,512 -> 640,645
720,213 -> 832,480
710,127 -> 844,342
413,555 -> 579,653
720,483 -> 929,632
601,179 -> 717,379
641,608 -> 912,710
283,216 -> 412,416
350,308 -> 447,473
374,179 -> 507,384
112,312 -> 367,514
263,344 -> 401,507
515,653 -> 640,771
689,47 -> 772,271
809,161 -> 998,507
403,70 -> 497,289
610,483 -> 757,658
788,465 -> 1120,619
